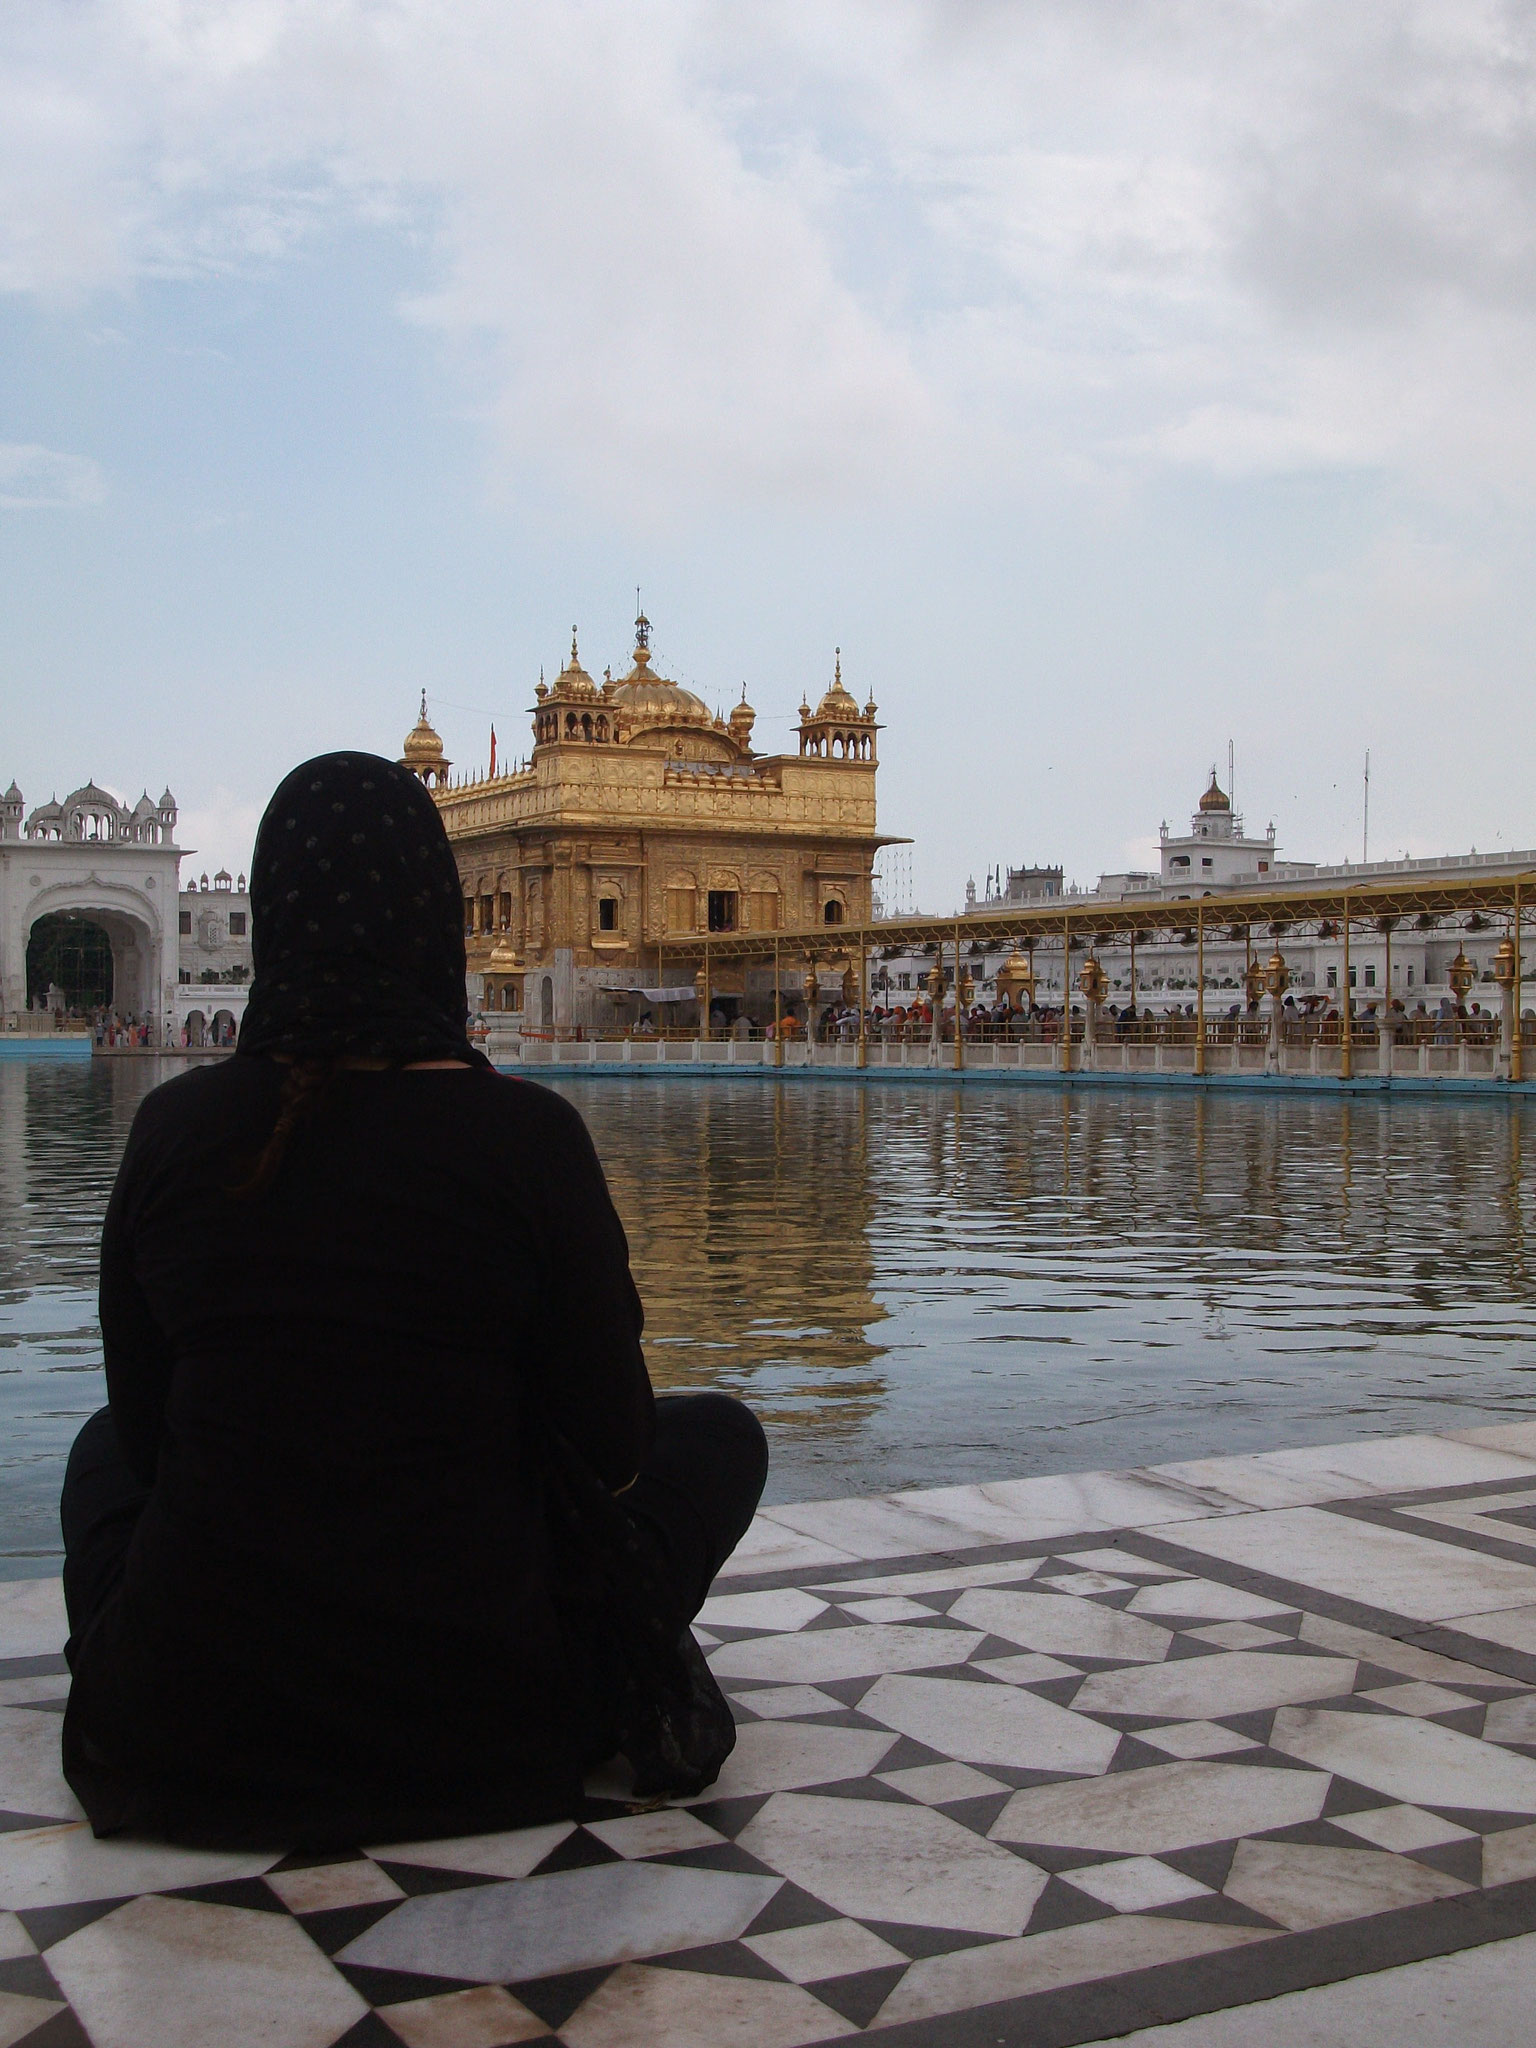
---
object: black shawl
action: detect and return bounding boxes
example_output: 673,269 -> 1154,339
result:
237,751 -> 476,1065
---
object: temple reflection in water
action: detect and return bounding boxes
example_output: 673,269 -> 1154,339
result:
554,1077 -> 1535,1504
0,1066 -> 1532,1546
552,1080 -> 891,1480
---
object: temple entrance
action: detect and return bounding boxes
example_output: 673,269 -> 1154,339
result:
26,913 -> 113,1011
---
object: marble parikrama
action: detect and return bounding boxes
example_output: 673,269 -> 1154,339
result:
9,1423 -> 1536,2044
400,612 -> 896,1033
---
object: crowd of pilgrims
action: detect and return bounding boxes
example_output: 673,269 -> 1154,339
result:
682,993 -> 1524,1043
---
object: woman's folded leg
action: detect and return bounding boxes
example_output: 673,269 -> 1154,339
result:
60,1407 -> 150,1661
621,1392 -> 768,1625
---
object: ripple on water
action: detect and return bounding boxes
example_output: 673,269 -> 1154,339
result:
1,1064 -> 1534,1550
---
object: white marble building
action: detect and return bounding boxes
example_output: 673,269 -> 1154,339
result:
0,779 -> 258,1041
877,773 -> 1532,1018
177,869 -> 253,1043
0,780 -> 182,1032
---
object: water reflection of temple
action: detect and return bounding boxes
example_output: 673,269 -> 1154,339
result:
554,1080 -> 889,1477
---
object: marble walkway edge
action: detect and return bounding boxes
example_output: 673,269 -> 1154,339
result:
5,1419 -> 1536,2046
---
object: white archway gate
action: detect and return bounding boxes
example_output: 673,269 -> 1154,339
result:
2,851 -> 181,1038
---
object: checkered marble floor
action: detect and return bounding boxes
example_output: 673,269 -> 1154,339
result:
8,1425 -> 1536,2045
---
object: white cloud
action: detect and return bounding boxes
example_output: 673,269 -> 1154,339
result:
0,442 -> 106,507
176,792 -> 262,880
1,1 -> 1535,512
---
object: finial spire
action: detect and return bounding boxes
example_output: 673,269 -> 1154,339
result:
634,595 -> 650,654
569,626 -> 580,669
419,689 -> 428,721
834,647 -> 842,688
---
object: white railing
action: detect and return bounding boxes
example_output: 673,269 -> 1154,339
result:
488,1026 -> 1517,1082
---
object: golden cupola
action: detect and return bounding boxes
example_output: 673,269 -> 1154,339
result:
605,611 -> 714,732
728,684 -> 756,750
1199,771 -> 1231,813
798,649 -> 878,763
552,627 -> 600,701
401,693 -> 450,787
814,651 -> 861,724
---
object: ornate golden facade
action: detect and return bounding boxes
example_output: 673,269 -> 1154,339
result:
401,614 -> 890,1027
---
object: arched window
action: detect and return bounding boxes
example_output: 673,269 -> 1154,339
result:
823,899 -> 845,926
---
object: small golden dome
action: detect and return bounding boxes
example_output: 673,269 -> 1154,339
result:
1198,771 -> 1231,813
402,692 -> 449,774
813,649 -> 861,723
552,628 -> 600,700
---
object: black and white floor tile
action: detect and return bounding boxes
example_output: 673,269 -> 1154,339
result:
6,1421 -> 1536,2045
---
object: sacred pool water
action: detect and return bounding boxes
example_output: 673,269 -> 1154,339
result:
2,1059 -> 1533,1560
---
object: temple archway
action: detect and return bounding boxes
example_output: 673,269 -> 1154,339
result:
26,913 -> 114,1011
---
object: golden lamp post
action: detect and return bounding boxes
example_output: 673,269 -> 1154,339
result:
1077,950 -> 1108,1068
1263,948 -> 1289,1073
1447,948 -> 1475,1004
1492,934 -> 1519,1081
802,964 -> 819,1052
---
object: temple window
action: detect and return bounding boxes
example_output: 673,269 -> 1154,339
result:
179,911 -> 192,935
707,890 -> 738,933
666,886 -> 697,931
749,889 -> 779,931
823,899 -> 845,925
598,896 -> 618,932
228,913 -> 246,936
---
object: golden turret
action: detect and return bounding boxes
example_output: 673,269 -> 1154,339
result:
401,693 -> 450,787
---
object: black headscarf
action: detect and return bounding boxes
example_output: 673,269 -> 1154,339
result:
238,752 -> 476,1066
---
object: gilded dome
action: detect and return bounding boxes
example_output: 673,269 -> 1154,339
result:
402,692 -> 449,775
607,633 -> 712,728
552,627 -> 601,700
813,650 -> 861,723
1198,771 -> 1231,813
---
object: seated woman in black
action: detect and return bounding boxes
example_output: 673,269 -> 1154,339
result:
60,752 -> 768,1847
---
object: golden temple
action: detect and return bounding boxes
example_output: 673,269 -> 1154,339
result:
401,612 -> 893,1030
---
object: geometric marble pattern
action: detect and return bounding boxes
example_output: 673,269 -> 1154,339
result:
6,1423 -> 1536,2046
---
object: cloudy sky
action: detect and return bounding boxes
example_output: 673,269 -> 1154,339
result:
3,1 -> 1534,903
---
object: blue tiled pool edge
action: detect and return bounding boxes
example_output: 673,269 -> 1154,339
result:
498,1057 -> 1536,1100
